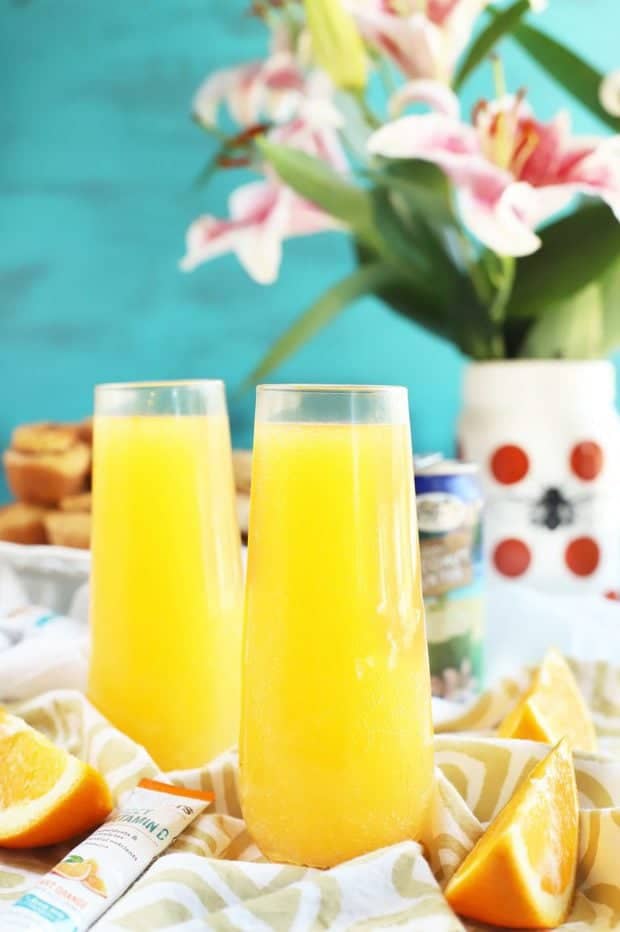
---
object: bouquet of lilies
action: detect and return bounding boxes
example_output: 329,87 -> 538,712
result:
181,0 -> 620,377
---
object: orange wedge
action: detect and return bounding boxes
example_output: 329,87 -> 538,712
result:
54,858 -> 93,881
445,738 -> 578,929
0,709 -> 113,848
498,648 -> 597,752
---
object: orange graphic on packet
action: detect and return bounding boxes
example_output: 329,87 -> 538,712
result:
84,871 -> 107,897
53,857 -> 107,897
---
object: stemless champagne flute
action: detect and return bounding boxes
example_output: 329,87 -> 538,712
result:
240,385 -> 435,868
89,381 -> 243,770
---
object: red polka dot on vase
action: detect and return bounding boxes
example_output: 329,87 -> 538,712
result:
493,538 -> 531,577
570,441 -> 603,481
565,537 -> 600,577
490,444 -> 529,485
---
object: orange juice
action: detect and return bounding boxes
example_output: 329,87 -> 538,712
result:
89,410 -> 243,770
240,418 -> 434,867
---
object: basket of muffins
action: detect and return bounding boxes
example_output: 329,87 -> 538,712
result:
0,421 -> 251,549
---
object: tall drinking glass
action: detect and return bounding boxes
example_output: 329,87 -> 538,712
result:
89,381 -> 243,770
240,385 -> 434,868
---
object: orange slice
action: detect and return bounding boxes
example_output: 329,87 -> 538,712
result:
445,738 -> 579,929
54,857 -> 93,881
84,871 -> 107,896
0,709 -> 113,848
498,648 -> 597,752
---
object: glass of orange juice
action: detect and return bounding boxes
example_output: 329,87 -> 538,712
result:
88,380 -> 243,770
240,384 -> 434,868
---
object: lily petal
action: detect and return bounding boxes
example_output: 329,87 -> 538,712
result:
349,1 -> 489,82
193,63 -> 264,127
260,53 -> 307,123
272,116 -> 349,173
368,114 -> 486,183
193,54 -> 308,129
389,80 -> 461,119
535,146 -> 620,222
288,197 -> 343,237
459,181 -> 542,257
434,0 -> 490,68
234,229 -> 284,286
180,216 -> 242,272
348,3 -> 442,79
181,179 -> 341,284
229,182 -> 289,284
180,181 -> 285,283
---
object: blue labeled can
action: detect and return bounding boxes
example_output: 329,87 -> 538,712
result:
415,458 -> 484,702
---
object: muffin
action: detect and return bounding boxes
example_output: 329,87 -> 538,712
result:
59,492 -> 92,513
0,503 -> 49,545
232,449 -> 252,495
4,443 -> 91,506
11,422 -> 79,455
44,511 -> 91,549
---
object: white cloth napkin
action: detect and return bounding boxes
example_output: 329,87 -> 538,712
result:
0,560 -> 88,700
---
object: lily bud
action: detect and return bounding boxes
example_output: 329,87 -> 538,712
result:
304,0 -> 367,92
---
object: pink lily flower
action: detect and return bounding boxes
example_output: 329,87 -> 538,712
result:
270,103 -> 349,174
183,75 -> 349,284
193,52 -> 308,128
348,0 -> 491,83
180,180 -> 340,284
349,0 -> 546,83
193,12 -> 339,132
368,85 -> 620,256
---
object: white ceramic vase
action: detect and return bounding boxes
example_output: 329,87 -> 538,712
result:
458,360 -> 620,592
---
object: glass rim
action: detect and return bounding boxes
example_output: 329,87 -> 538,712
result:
95,379 -> 224,394
257,383 -> 407,395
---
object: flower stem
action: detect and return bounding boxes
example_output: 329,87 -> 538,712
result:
491,53 -> 506,99
455,225 -> 492,306
353,88 -> 381,128
489,332 -> 506,358
488,254 -> 515,324
378,58 -> 397,102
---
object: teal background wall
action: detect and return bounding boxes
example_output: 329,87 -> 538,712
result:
1,0 -> 619,502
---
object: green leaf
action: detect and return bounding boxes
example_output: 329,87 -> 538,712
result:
486,254 -> 516,325
600,258 -> 620,354
355,243 -> 498,359
260,139 -> 465,294
367,159 -> 453,224
507,204 -> 620,319
516,240 -> 620,358
522,250 -> 620,358
454,0 -> 530,90
241,263 -> 397,387
369,186 -> 461,303
510,22 -> 620,133
520,282 -> 604,358
257,138 -> 379,248
366,162 -> 461,300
